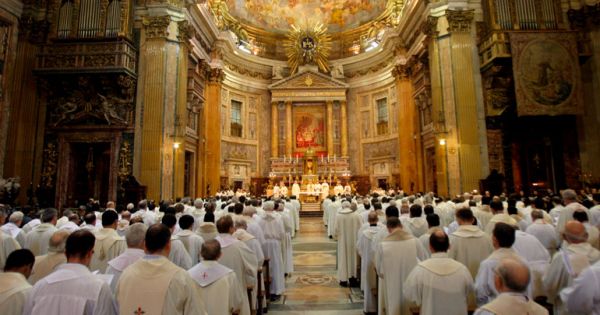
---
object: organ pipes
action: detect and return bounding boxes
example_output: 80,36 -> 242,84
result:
54,0 -> 130,38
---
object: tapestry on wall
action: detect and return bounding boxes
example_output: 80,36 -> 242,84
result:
510,32 -> 583,117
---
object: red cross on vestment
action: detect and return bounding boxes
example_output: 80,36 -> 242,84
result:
134,306 -> 145,315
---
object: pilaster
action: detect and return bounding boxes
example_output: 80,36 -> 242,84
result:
203,66 -> 224,196
285,101 -> 292,156
326,100 -> 334,155
340,100 -> 348,157
136,12 -> 190,200
271,101 -> 278,158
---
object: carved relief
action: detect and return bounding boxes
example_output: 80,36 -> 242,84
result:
177,20 -> 194,43
117,140 -> 133,181
420,16 -> 439,38
142,16 -> 171,39
446,9 -> 475,33
41,141 -> 59,188
207,67 -> 225,83
225,63 -> 271,80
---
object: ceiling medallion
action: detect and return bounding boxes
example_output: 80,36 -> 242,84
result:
284,23 -> 332,74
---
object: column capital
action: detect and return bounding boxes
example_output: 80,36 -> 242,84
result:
420,16 -> 439,38
445,9 -> 475,33
177,20 -> 194,43
207,67 -> 224,84
392,64 -> 411,80
142,15 -> 172,39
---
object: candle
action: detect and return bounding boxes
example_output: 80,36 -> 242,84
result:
296,155 -> 298,163
334,154 -> 336,162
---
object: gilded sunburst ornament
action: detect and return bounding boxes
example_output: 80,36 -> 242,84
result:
284,23 -> 332,74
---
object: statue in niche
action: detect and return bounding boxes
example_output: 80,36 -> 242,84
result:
98,94 -> 128,125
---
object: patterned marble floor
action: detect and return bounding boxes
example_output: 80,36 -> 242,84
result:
268,217 -> 364,315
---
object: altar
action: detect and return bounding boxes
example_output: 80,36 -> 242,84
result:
266,68 -> 352,200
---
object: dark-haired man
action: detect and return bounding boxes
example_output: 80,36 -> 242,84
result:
162,214 -> 193,270
475,258 -> 548,315
188,240 -> 243,315
0,249 -> 35,315
174,214 -> 205,265
475,222 -> 526,306
24,230 -> 117,315
116,224 -> 206,315
406,204 -> 428,237
90,210 -> 126,272
484,201 -> 518,234
405,231 -> 474,315
374,217 -> 428,315
449,208 -> 494,279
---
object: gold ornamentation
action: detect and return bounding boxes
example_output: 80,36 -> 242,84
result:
284,23 -> 332,74
224,63 -> 270,80
118,141 -> 133,181
41,142 -> 58,188
208,0 -> 248,42
177,20 -> 194,43
304,75 -> 313,87
142,16 -> 171,39
207,67 -> 224,83
420,16 -> 439,37
446,9 -> 474,33
392,64 -> 410,80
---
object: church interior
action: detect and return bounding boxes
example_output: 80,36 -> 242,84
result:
0,0 -> 598,207
1,0 -> 600,314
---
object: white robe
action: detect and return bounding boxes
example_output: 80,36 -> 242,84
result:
233,229 -> 265,311
216,234 -> 257,315
168,238 -> 193,270
174,230 -> 205,265
356,225 -> 380,312
90,228 -> 127,273
406,217 -> 428,237
404,253 -> 474,315
280,210 -> 294,273
321,183 -> 329,199
0,272 -> 32,315
543,242 -> 600,315
1,222 -> 26,247
105,248 -> 145,292
526,220 -> 559,255
291,183 -> 301,197
513,230 -> 551,298
559,260 -> 600,315
188,261 -> 243,315
556,202 -> 591,234
0,230 -> 20,270
374,229 -> 429,315
334,208 -> 362,282
448,225 -> 494,278
327,201 -> 341,237
24,263 -> 117,315
116,255 -> 206,315
21,219 -> 40,234
24,223 -> 57,256
258,212 -> 286,295
28,252 -> 67,285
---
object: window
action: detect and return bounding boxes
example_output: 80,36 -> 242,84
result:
230,100 -> 242,137
376,98 -> 388,135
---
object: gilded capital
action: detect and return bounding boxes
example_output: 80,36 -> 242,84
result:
207,67 -> 224,84
177,20 -> 194,43
392,64 -> 411,80
420,16 -> 439,37
446,9 -> 475,33
142,16 -> 171,39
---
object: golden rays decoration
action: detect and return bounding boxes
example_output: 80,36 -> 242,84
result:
284,23 -> 332,74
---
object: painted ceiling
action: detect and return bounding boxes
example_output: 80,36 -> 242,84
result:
224,0 -> 388,34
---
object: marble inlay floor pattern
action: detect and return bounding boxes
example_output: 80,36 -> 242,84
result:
269,217 -> 364,314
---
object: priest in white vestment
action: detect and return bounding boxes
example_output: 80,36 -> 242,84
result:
404,230 -> 474,315
24,230 -> 118,315
474,258 -> 548,315
556,189 -> 591,234
406,205 -> 428,237
543,220 -> 600,315
258,201 -> 286,298
512,229 -> 551,298
174,215 -> 205,265
327,197 -> 342,237
116,224 -> 206,315
280,184 -> 288,198
334,201 -> 362,286
484,201 -> 518,234
2,211 -> 26,247
162,213 -> 193,270
215,215 -> 258,315
25,208 -> 58,256
105,223 -> 147,292
526,210 -> 559,255
560,260 -> 600,315
0,225 -> 20,270
334,183 -> 344,196
188,240 -> 244,315
356,212 -> 383,313
418,214 -> 442,255
321,180 -> 330,200
0,249 -> 34,315
291,181 -> 301,197
273,184 -> 280,198
278,201 -> 294,274
448,209 -> 494,280
28,230 -> 69,284
475,222 -> 527,306
90,211 -> 126,272
374,217 -> 429,315
233,218 -> 264,312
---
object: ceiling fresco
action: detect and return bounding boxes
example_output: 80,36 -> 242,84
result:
224,0 -> 388,34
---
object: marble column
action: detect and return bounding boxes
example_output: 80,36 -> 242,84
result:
136,14 -> 189,200
393,64 -> 420,194
285,101 -> 292,156
326,101 -> 334,155
271,101 -> 279,158
204,67 -> 224,196
427,9 -> 487,196
340,100 -> 348,157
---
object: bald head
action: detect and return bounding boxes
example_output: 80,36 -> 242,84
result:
48,230 -> 70,253
200,239 -> 221,261
368,212 -> 379,225
564,220 -> 588,244
494,258 -> 530,293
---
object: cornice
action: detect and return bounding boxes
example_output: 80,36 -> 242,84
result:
0,0 -> 23,19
